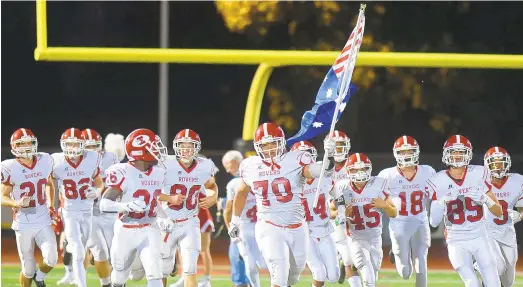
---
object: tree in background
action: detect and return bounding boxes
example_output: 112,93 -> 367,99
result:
215,1 -> 523,152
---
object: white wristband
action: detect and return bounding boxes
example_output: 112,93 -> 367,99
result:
231,215 -> 241,225
484,196 -> 496,208
100,198 -> 127,213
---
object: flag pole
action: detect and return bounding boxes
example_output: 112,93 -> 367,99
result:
313,4 -> 366,208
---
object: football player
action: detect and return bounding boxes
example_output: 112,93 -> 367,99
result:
483,146 -> 523,287
83,129 -> 120,287
229,122 -> 336,287
377,136 -> 435,287
427,135 -> 503,287
52,128 -> 104,287
100,128 -> 173,287
335,153 -> 397,287
1,128 -> 59,287
158,129 -> 218,287
291,141 -> 340,286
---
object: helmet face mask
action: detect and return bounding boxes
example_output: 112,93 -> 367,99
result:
484,148 -> 511,179
82,129 -> 103,152
61,139 -> 85,158
443,147 -> 472,168
148,137 -> 168,165
173,129 -> 202,164
347,164 -> 372,183
254,138 -> 285,162
125,129 -> 167,168
12,138 -> 38,159
174,140 -> 200,164
10,129 -> 38,159
394,147 -> 419,168
84,141 -> 102,152
253,123 -> 286,163
346,153 -> 372,183
329,130 -> 350,163
334,141 -> 350,162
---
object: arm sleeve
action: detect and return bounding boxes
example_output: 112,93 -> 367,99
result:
379,179 -> 390,199
429,200 -> 445,227
515,180 -> 523,208
226,180 -> 236,201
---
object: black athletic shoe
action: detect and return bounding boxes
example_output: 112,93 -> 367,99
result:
389,249 -> 396,264
32,274 -> 46,287
338,258 -> 346,284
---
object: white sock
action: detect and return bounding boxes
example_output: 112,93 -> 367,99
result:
202,275 -> 211,281
73,259 -> 87,287
348,276 -> 362,287
147,279 -> 163,287
415,273 -> 427,287
65,265 -> 73,276
35,269 -> 46,281
100,277 -> 110,285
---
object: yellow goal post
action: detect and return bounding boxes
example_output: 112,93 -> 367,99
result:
34,0 -> 523,142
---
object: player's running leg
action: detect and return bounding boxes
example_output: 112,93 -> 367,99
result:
34,226 -> 58,285
409,223 -> 430,287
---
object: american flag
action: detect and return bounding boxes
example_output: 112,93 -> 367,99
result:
333,8 -> 366,79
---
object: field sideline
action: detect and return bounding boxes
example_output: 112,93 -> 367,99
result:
1,265 -> 523,287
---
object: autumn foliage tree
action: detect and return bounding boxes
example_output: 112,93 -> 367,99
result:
215,1 -> 523,152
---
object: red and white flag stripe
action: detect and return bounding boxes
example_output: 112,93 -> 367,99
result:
332,8 -> 366,79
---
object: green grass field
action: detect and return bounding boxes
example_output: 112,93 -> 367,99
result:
2,265 -> 522,287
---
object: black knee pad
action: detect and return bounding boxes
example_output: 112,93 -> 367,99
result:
62,240 -> 72,266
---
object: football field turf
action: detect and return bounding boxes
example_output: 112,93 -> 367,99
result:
2,265 -> 522,287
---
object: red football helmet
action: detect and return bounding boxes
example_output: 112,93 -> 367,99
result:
484,146 -> 511,178
346,153 -> 372,183
125,128 -> 167,164
254,122 -> 286,162
60,128 -> 85,158
10,128 -> 38,158
290,141 -> 317,162
393,135 -> 420,168
328,130 -> 351,163
173,129 -> 201,164
442,135 -> 472,168
82,129 -> 102,151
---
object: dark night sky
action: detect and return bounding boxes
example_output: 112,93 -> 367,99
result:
2,2 -> 523,156
2,2 -> 261,149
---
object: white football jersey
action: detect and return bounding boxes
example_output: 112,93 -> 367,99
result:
333,164 -> 349,182
105,163 -> 166,225
426,165 -> 490,242
240,150 -> 313,225
53,151 -> 101,212
336,176 -> 390,240
162,157 -> 216,220
93,151 -> 119,215
331,162 -> 349,239
302,177 -> 334,237
485,173 -> 523,245
226,177 -> 257,224
377,165 -> 436,221
1,153 -> 53,231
